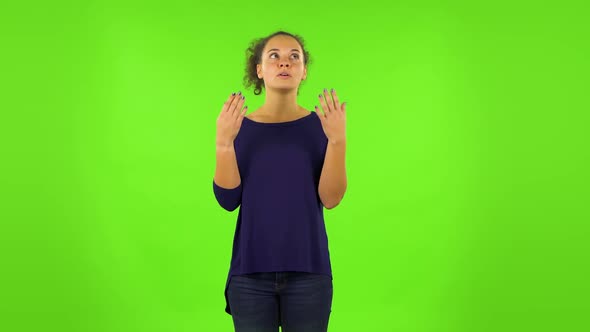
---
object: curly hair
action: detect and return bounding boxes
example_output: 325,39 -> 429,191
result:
243,31 -> 312,96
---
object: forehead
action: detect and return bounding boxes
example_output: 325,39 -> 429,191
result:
264,35 -> 301,52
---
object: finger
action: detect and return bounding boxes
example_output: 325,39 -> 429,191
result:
315,106 -> 326,126
314,105 -> 325,117
229,92 -> 243,116
331,88 -> 341,112
323,88 -> 334,111
237,106 -> 248,125
233,95 -> 246,118
222,92 -> 236,113
318,92 -> 330,115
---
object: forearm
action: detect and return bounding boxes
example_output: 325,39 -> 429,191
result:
214,141 -> 241,189
318,140 -> 347,209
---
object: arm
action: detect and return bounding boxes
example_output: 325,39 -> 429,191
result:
318,139 -> 347,209
213,141 -> 242,211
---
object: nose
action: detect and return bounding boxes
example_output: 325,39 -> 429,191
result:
279,62 -> 290,68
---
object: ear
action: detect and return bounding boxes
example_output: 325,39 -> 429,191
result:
256,64 -> 262,79
302,66 -> 307,80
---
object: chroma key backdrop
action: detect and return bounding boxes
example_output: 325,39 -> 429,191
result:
1,1 -> 588,332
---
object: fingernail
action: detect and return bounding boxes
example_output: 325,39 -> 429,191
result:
323,88 -> 327,92
241,95 -> 245,100
331,88 -> 334,92
318,94 -> 322,98
238,91 -> 242,95
232,92 -> 235,96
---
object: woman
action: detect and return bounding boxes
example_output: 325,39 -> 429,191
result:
213,30 -> 347,332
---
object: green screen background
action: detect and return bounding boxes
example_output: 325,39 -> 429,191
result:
1,1 -> 588,331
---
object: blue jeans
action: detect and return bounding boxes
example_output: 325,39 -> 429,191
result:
227,271 -> 333,332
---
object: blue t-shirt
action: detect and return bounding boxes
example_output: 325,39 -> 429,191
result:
212,111 -> 333,315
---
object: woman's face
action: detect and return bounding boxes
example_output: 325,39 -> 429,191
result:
257,35 -> 307,91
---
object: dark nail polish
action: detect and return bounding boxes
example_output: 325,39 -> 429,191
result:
241,95 -> 245,100
232,92 -> 235,96
319,94 -> 322,98
323,88 -> 327,92
238,91 -> 242,95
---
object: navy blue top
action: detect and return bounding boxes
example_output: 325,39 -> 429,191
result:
212,111 -> 333,315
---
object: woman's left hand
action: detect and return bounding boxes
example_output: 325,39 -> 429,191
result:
316,88 -> 346,144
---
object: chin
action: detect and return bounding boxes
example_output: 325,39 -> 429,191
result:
270,86 -> 300,93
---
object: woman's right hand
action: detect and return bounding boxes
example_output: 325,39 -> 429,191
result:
216,92 -> 247,146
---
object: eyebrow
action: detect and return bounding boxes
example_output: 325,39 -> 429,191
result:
267,48 -> 301,53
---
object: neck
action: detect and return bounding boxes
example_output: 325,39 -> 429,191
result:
260,89 -> 300,117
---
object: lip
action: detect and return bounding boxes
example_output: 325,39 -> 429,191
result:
277,73 -> 291,77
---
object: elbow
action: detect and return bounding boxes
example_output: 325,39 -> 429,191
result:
213,179 -> 242,212
320,194 -> 344,210
215,197 -> 241,211
223,201 -> 242,212
323,201 -> 339,210
319,185 -> 346,210
221,202 -> 241,212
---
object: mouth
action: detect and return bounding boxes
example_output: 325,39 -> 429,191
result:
277,73 -> 291,77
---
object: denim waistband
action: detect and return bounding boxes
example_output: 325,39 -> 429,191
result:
238,271 -> 321,283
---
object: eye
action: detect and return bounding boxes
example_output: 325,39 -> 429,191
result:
269,53 -> 300,59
